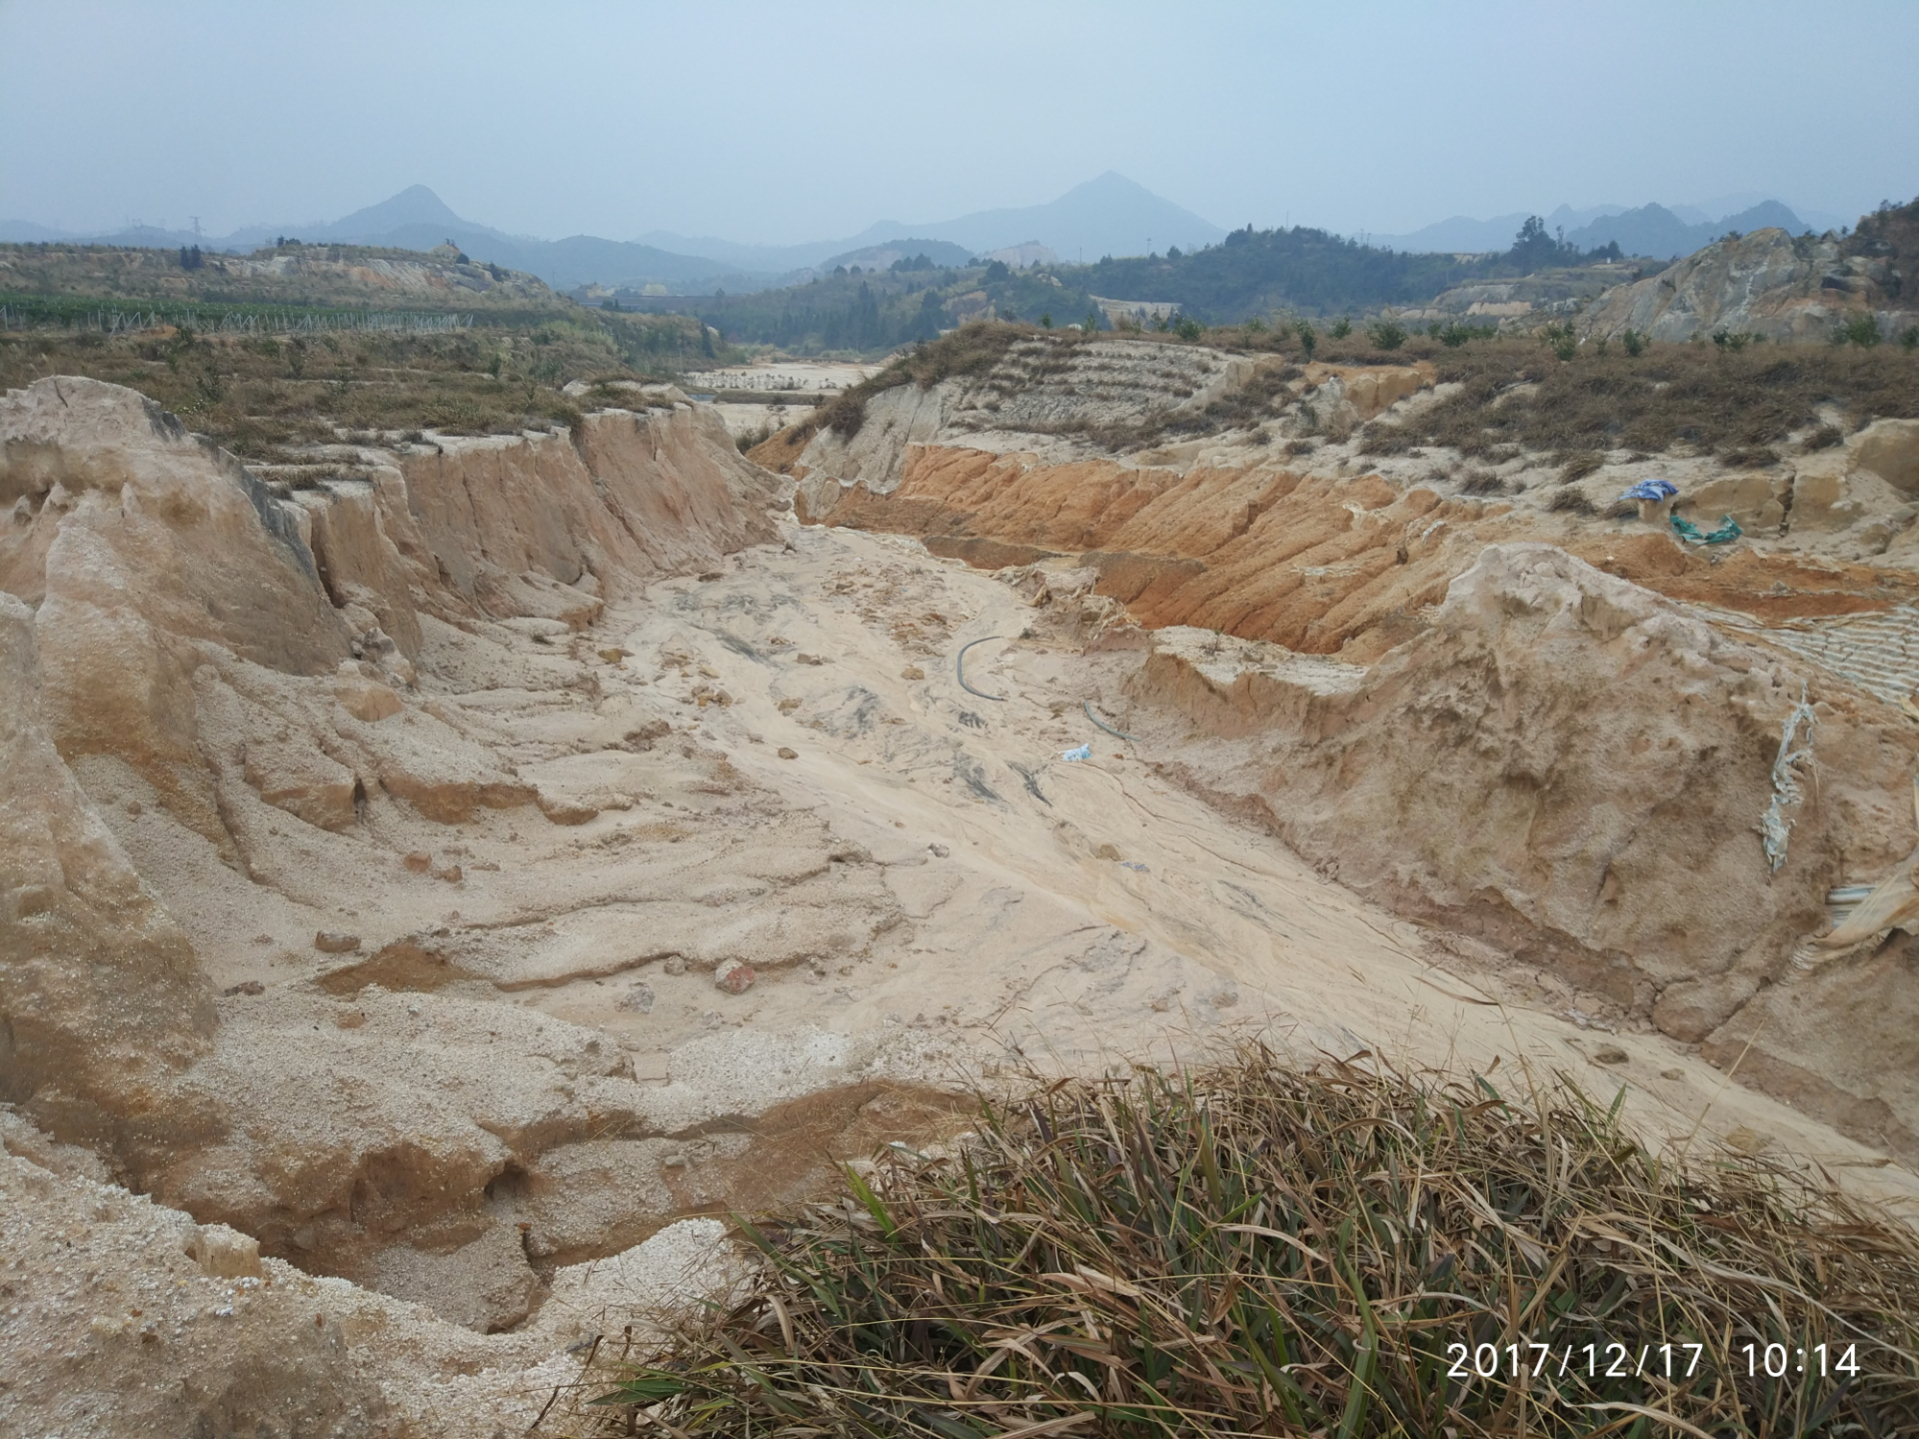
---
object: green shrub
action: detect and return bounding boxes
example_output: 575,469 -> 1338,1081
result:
1329,316 -> 1352,339
1293,318 -> 1317,360
1541,322 -> 1578,361
1367,319 -> 1407,351
1621,328 -> 1646,357
1173,315 -> 1204,341
1902,324 -> 1919,352
1836,312 -> 1884,347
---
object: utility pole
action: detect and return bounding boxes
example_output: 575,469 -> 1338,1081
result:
190,216 -> 201,239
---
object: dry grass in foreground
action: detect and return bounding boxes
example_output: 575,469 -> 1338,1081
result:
584,1050 -> 1919,1437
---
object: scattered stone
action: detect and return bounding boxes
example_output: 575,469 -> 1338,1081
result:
1660,1068 -> 1686,1080
403,851 -> 433,873
221,980 -> 265,997
1212,986 -> 1240,1009
251,933 -> 274,945
927,843 -> 950,858
598,647 -> 629,664
714,959 -> 756,994
777,697 -> 801,712
900,665 -> 925,680
1593,1046 -> 1630,1065
243,742 -> 360,832
795,653 -> 825,666
313,931 -> 362,954
622,719 -> 672,751
538,793 -> 599,826
332,669 -> 405,723
431,863 -> 463,884
125,800 -> 142,816
190,1223 -> 263,1280
777,747 -> 798,759
1095,842 -> 1122,861
618,983 -> 655,1014
662,956 -> 687,976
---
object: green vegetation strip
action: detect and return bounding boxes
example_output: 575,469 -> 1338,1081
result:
0,291 -> 478,334
591,1049 -> 1919,1437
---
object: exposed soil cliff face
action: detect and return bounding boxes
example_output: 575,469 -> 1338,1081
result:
0,594 -> 217,1157
796,435 -> 1919,663
0,375 -> 790,1320
1123,545 -> 1919,1157
781,333 -> 1919,662
773,340 -> 1919,1167
398,403 -> 776,624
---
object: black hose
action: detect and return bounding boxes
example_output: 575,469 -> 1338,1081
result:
1084,700 -> 1136,741
956,636 -> 1008,701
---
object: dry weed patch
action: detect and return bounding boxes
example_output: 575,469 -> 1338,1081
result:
585,1050 -> 1919,1437
1362,340 -> 1919,460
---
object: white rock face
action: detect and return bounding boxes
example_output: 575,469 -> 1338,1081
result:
1577,227 -> 1917,342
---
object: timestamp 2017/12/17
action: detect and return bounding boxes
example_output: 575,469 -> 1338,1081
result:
1444,1340 -> 1863,1380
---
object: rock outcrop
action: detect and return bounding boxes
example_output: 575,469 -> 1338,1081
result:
1577,226 -> 1916,343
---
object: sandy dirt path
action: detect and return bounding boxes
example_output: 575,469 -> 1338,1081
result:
573,519 -> 1919,1204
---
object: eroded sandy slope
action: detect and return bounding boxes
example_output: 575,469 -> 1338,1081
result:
8,370 -> 1919,1434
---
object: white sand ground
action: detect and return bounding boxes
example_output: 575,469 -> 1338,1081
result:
88,505 -> 1919,1243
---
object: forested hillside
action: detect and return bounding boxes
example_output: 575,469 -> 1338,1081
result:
628,216 -> 1629,352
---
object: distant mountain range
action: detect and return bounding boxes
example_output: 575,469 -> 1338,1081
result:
1372,197 -> 1851,256
0,176 -> 1863,293
633,173 -> 1224,273
0,173 -> 1224,295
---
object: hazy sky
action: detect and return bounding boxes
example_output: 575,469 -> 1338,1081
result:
4,0 -> 1915,243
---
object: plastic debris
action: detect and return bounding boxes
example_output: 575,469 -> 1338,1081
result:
1671,512 -> 1743,545
1062,743 -> 1092,762
1621,478 -> 1678,502
1760,687 -> 1816,872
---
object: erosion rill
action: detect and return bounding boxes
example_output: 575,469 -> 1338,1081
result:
4,326 -> 1919,1432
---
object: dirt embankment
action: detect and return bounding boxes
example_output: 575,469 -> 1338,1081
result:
1119,544 -> 1919,1160
770,339 -> 1919,1168
775,336 -> 1919,662
0,376 -> 806,1402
